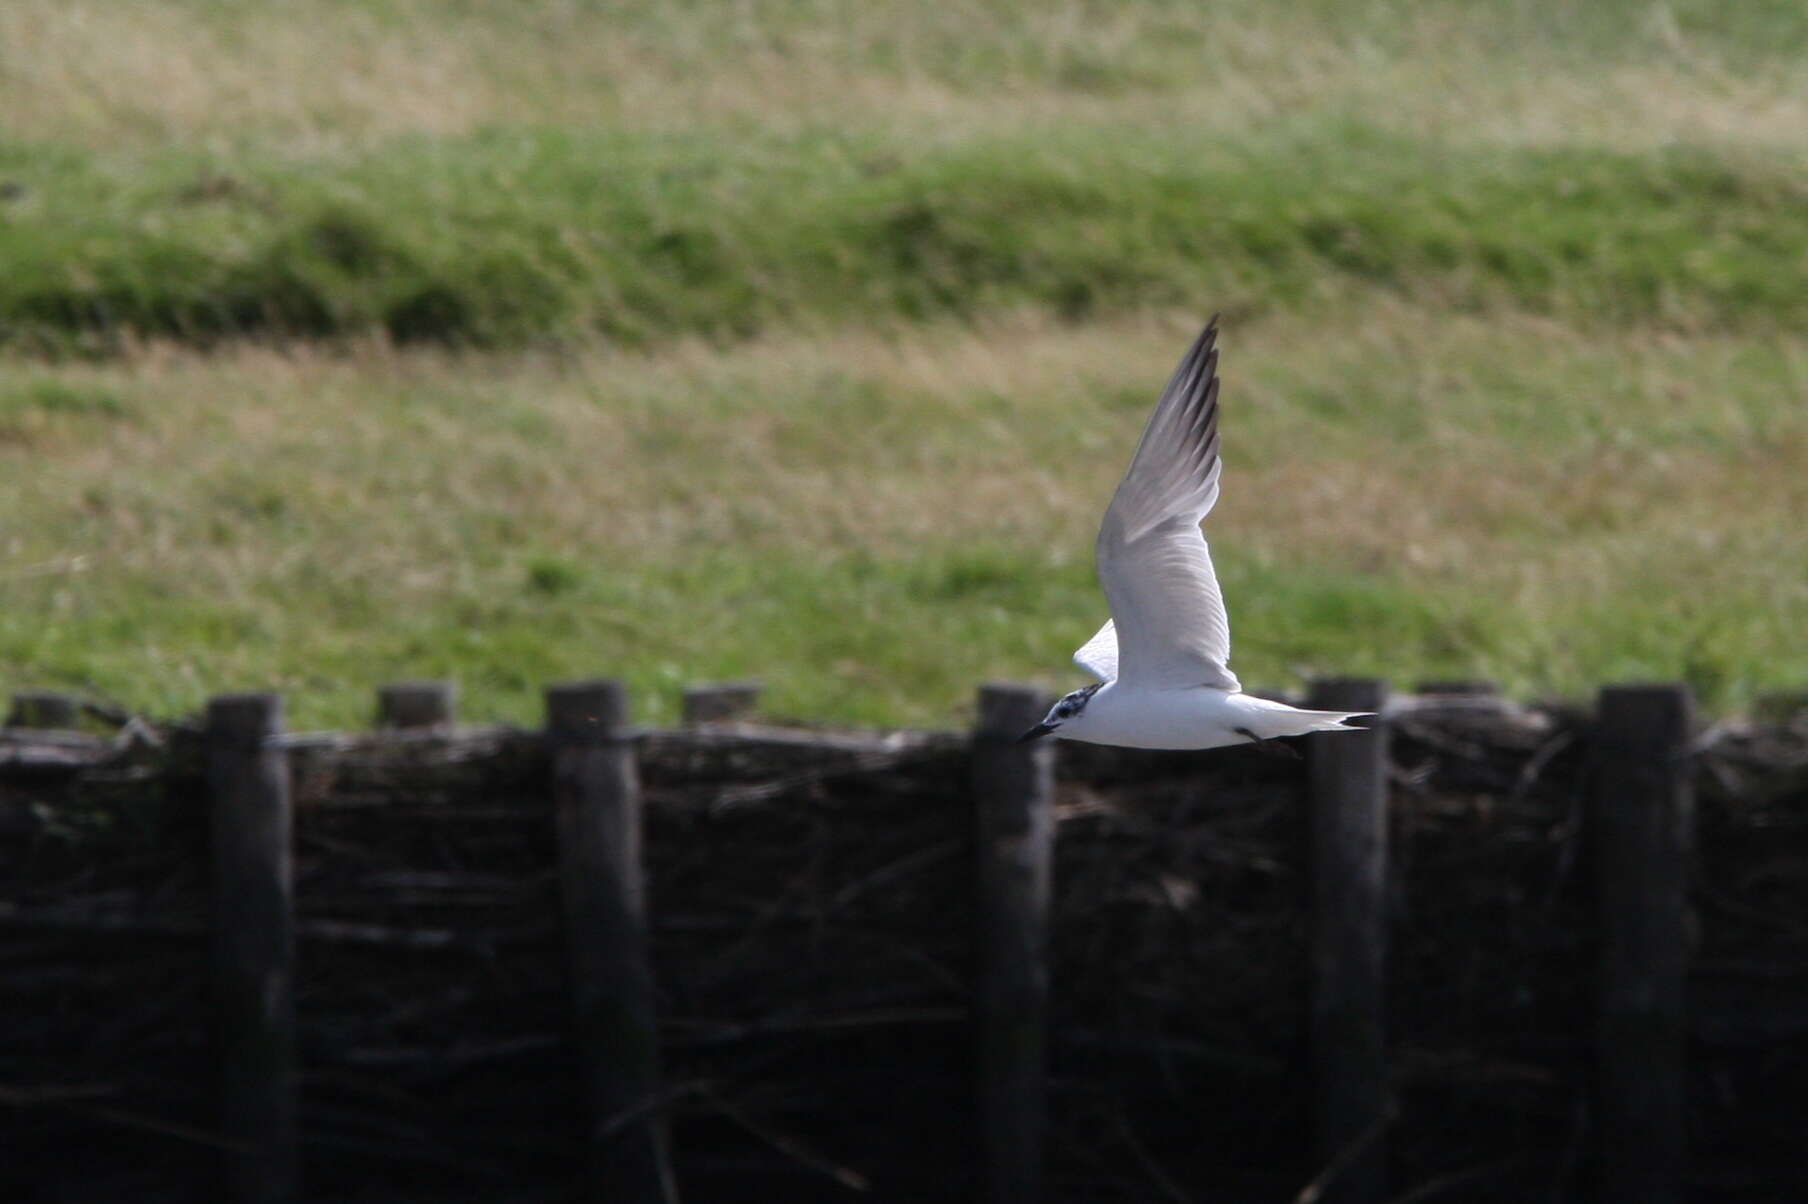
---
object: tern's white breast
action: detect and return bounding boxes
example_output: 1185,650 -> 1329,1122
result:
1058,681 -> 1252,750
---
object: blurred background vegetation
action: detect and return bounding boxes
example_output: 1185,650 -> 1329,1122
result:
2,0 -> 1805,727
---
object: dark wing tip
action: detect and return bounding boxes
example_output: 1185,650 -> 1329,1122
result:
1119,313 -> 1228,498
1194,315 -> 1219,359
1200,314 -> 1220,354
1174,319 -> 1221,407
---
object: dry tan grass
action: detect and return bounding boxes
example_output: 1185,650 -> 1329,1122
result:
4,1 -> 1805,153
10,302 -> 1803,597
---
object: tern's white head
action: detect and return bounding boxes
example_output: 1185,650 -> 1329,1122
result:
1016,682 -> 1102,744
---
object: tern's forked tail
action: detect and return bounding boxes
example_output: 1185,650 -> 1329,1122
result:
1236,698 -> 1377,741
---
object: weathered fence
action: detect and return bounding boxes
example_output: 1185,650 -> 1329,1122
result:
3,678 -> 1806,1203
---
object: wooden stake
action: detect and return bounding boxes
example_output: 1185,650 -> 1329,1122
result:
7,690 -> 79,729
1305,677 -> 1391,1204
680,681 -> 763,724
1411,679 -> 1500,698
376,680 -> 457,730
206,693 -> 298,1204
971,683 -> 1056,1204
1594,684 -> 1692,1204
546,680 -> 676,1203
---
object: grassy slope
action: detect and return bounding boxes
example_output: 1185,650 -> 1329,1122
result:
2,1 -> 1805,726
5,127 -> 1808,350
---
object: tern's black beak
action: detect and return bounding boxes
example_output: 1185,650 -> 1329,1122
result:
1015,722 -> 1057,744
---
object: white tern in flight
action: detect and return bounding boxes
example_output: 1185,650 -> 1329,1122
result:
1019,318 -> 1374,750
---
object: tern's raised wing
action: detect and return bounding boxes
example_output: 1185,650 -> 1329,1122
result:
1092,319 -> 1241,692
1073,619 -> 1118,681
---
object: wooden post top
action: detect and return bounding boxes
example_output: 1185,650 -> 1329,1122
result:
545,679 -> 630,740
1308,677 -> 1389,713
1413,679 -> 1500,696
975,683 -> 1052,740
7,690 -> 81,729
206,693 -> 285,743
377,681 -> 457,729
681,681 -> 763,723
1597,683 -> 1693,746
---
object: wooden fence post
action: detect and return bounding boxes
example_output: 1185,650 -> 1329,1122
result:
376,680 -> 457,730
206,693 -> 298,1204
546,680 -> 676,1203
7,690 -> 79,729
970,683 -> 1056,1204
1594,684 -> 1693,1204
680,681 -> 762,724
1305,677 -> 1391,1204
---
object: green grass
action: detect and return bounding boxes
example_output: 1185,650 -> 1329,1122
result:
0,378 -> 131,439
3,126 -> 1807,351
2,0 -> 1806,727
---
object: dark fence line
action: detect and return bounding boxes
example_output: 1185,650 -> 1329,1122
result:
0,677 -> 1711,1202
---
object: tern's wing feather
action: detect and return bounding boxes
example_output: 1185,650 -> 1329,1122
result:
1073,619 -> 1118,681
1094,319 -> 1241,692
